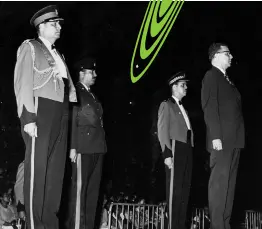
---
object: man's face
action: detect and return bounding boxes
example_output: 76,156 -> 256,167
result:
40,20 -> 61,41
173,81 -> 188,99
214,45 -> 233,69
81,69 -> 97,87
0,194 -> 9,207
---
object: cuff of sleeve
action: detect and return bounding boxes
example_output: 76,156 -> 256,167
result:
20,105 -> 36,126
70,143 -> 76,149
163,147 -> 173,159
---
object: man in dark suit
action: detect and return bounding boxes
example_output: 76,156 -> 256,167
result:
13,5 -> 77,229
201,43 -> 245,229
157,72 -> 194,229
67,57 -> 107,229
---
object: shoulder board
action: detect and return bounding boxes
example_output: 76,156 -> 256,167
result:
17,39 -> 35,59
21,39 -> 34,45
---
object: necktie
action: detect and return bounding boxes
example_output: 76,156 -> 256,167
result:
51,44 -> 55,50
178,100 -> 182,105
88,89 -> 95,100
224,74 -> 233,85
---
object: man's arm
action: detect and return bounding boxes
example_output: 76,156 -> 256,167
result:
70,104 -> 79,150
69,104 -> 79,162
14,42 -> 37,126
201,72 -> 222,142
157,101 -> 172,159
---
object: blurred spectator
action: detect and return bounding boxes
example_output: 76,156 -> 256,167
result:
13,162 -> 24,216
0,191 -> 18,228
99,192 -> 166,229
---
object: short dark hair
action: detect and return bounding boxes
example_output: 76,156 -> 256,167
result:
208,42 -> 228,61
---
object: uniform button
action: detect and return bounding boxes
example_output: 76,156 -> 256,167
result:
87,133 -> 90,135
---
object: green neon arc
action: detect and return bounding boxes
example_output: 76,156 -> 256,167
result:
159,0 -> 173,18
130,0 -> 184,83
150,0 -> 177,38
141,1 -> 179,59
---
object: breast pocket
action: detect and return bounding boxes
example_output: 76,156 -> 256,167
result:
78,104 -> 96,126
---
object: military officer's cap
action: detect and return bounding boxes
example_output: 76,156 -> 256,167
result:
74,57 -> 96,71
168,71 -> 189,86
30,5 -> 64,27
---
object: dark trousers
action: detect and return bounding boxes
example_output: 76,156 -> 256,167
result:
208,148 -> 240,229
22,97 -> 69,229
165,141 -> 192,229
67,153 -> 104,229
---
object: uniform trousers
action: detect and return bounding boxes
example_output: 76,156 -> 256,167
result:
208,148 -> 240,229
165,141 -> 192,229
67,153 -> 104,229
22,81 -> 69,229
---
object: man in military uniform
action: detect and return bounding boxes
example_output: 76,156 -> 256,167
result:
67,57 -> 107,229
13,5 -> 77,229
157,72 -> 194,229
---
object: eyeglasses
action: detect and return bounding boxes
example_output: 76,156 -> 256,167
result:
216,51 -> 231,57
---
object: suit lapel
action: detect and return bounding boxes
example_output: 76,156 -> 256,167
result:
168,98 -> 188,128
169,97 -> 180,113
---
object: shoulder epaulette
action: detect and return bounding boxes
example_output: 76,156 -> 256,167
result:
21,39 -> 34,45
17,39 -> 35,59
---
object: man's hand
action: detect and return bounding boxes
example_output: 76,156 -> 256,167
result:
19,211 -> 26,220
24,122 -> 37,138
164,157 -> 173,169
70,149 -> 77,163
212,139 -> 223,151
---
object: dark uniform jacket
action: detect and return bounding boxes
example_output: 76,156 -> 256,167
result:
201,66 -> 245,152
71,82 -> 107,154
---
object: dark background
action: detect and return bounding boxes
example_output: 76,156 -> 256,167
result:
0,1 -> 261,213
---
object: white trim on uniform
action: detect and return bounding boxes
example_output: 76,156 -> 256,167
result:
75,154 -> 82,229
29,96 -> 38,229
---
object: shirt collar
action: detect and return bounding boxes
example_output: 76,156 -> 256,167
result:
80,82 -> 90,92
39,36 -> 52,50
172,95 -> 181,105
212,64 -> 226,75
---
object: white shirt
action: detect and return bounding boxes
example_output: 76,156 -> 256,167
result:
39,36 -> 67,79
212,64 -> 225,75
172,96 -> 191,130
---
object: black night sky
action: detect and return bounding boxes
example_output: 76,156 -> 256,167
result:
1,1 -> 262,215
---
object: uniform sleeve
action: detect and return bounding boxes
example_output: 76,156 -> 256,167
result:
157,101 -> 173,159
14,42 -> 36,125
67,70 -> 77,103
201,72 -> 221,140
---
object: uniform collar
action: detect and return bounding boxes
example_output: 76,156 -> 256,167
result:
39,36 -> 53,50
172,95 -> 181,105
80,82 -> 91,92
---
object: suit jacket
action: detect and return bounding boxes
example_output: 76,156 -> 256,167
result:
14,38 -> 77,126
71,82 -> 107,154
157,97 -> 194,159
201,66 -> 245,152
